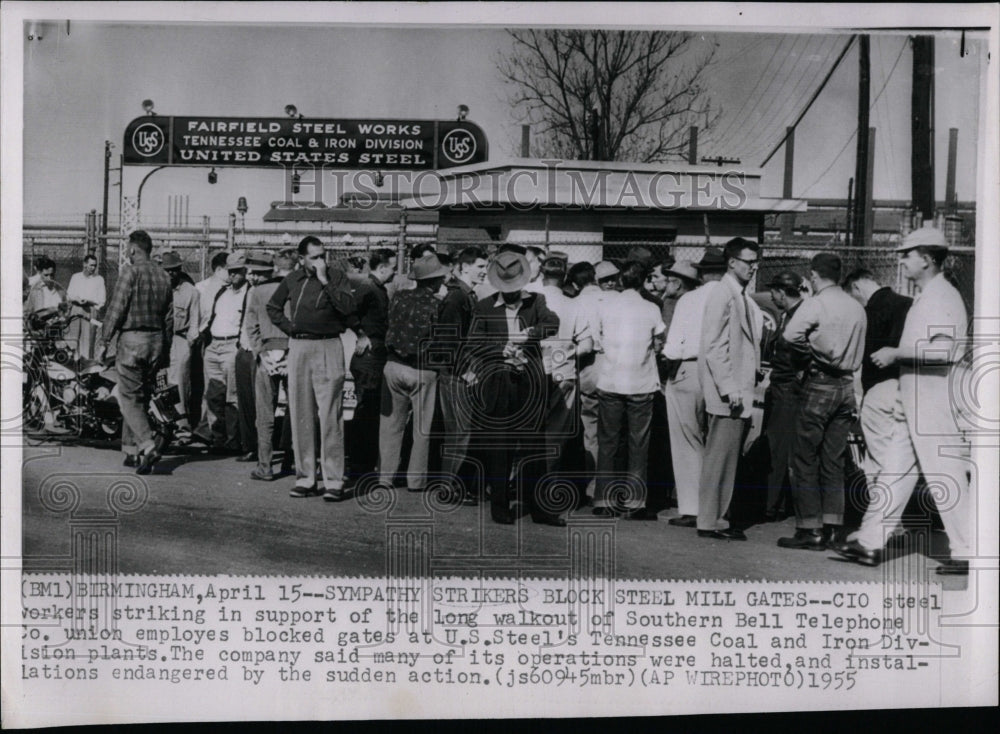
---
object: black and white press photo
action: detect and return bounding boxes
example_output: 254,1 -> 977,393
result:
2,2 -> 997,726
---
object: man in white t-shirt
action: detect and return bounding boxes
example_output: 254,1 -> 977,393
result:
593,261 -> 666,517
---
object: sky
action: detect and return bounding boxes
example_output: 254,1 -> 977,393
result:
12,6 -> 990,229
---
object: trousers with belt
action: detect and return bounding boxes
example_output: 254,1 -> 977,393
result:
288,336 -> 346,491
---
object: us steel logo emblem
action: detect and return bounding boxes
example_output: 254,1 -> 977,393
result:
441,128 -> 477,165
132,123 -> 165,157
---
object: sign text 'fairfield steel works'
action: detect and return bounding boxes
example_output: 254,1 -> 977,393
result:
123,116 -> 488,170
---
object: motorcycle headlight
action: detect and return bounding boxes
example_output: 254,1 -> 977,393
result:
62,385 -> 77,405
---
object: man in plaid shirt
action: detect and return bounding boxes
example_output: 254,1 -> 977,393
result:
100,230 -> 173,474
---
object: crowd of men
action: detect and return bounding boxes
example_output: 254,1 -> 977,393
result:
30,223 -> 973,574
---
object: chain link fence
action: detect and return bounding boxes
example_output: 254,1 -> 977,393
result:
24,222 -> 977,319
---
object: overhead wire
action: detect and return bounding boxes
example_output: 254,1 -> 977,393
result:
710,35 -> 807,153
798,36 -> 909,196
702,34 -> 791,153
739,36 -> 841,161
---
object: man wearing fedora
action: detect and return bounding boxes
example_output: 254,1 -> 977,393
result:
660,258 -> 713,527
244,251 -> 293,481
761,270 -> 808,522
267,236 -> 358,500
465,250 -> 560,525
378,252 -> 450,494
697,238 -> 764,541
834,225 -> 973,575
161,252 -> 200,441
231,253 -> 275,463
201,251 -> 251,453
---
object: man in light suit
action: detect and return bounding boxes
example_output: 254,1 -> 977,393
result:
697,237 -> 764,541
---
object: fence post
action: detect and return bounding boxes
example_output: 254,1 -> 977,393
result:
201,215 -> 210,280
226,212 -> 236,251
397,211 -> 408,272
85,210 -> 98,256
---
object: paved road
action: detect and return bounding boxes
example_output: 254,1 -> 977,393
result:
20,441 -> 959,584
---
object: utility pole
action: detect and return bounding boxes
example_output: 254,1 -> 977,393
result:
911,36 -> 935,223
102,141 -> 111,236
701,156 -> 741,167
945,127 -> 958,213
845,177 -> 854,247
851,35 -> 871,248
688,126 -> 698,165
863,128 -> 876,249
781,126 -> 796,241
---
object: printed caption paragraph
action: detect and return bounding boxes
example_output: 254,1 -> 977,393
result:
14,574 -> 982,721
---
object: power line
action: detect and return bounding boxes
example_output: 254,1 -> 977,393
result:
758,35 -> 857,167
712,35 -> 807,153
704,35 -> 791,151
740,36 -> 842,161
798,36 -> 909,196
735,36 -> 832,158
877,36 -> 903,197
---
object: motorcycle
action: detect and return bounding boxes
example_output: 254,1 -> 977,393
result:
22,308 -> 181,443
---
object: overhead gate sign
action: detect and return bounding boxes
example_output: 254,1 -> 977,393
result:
123,116 -> 488,169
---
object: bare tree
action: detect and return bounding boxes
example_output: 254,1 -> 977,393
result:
497,29 -> 718,162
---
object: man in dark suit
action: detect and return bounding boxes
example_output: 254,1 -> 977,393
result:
463,251 -> 560,525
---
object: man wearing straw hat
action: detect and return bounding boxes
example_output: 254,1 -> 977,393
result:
833,224 -> 972,575
464,250 -> 560,525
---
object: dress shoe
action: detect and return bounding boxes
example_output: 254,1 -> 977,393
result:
668,515 -> 697,528
698,528 -> 747,541
491,507 -> 515,525
289,486 -> 322,498
250,468 -> 275,482
136,448 -> 161,476
235,451 -> 257,463
831,539 -> 882,567
592,507 -> 616,518
716,528 -> 747,541
823,525 -> 845,548
323,489 -> 346,503
122,455 -> 138,468
532,513 -> 567,527
462,491 -> 479,507
935,559 -> 969,576
626,508 -> 659,521
762,511 -> 779,523
778,528 -> 826,551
